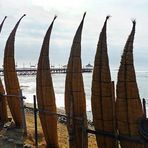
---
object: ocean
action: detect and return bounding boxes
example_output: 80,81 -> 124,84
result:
2,71 -> 148,119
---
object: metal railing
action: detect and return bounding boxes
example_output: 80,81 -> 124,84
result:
23,96 -> 148,148
2,93 -> 148,147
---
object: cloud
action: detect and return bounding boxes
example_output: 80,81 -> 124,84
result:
0,0 -> 148,69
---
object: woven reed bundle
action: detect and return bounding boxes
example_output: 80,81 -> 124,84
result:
36,16 -> 59,148
3,15 -> 25,128
116,21 -> 144,148
65,13 -> 88,148
0,78 -> 8,123
0,16 -> 8,124
91,16 -> 118,148
0,16 -> 7,33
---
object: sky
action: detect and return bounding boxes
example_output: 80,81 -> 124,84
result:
0,0 -> 148,70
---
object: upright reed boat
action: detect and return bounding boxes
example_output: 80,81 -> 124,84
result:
3,15 -> 25,128
65,13 -> 88,148
0,16 -> 7,33
91,16 -> 117,148
36,16 -> 59,147
0,16 -> 8,124
116,20 -> 144,148
0,78 -> 8,124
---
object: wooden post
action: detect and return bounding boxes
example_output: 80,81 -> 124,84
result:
142,98 -> 146,118
34,95 -> 38,148
19,89 -> 27,135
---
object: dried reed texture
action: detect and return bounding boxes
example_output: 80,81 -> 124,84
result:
65,13 -> 88,148
0,16 -> 7,33
3,14 -> 26,128
0,78 -> 8,123
36,16 -> 59,148
116,21 -> 144,148
91,16 -> 118,148
0,16 -> 8,123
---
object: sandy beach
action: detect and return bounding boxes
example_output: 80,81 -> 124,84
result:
23,103 -> 97,147
0,103 -> 97,147
24,112 -> 97,147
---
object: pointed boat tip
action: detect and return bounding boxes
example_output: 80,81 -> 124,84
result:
22,14 -> 26,18
131,18 -> 136,25
2,16 -> 7,22
17,14 -> 26,22
18,14 -> 26,21
106,15 -> 111,21
102,15 -> 111,29
53,15 -> 57,21
83,12 -> 86,20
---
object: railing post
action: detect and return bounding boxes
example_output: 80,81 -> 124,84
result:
34,95 -> 38,148
19,89 -> 27,136
142,98 -> 146,118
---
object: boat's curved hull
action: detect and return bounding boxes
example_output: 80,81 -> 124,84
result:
65,13 -> 88,148
3,15 -> 25,127
0,16 -> 8,124
116,21 -> 144,148
36,16 -> 59,147
91,16 -> 117,148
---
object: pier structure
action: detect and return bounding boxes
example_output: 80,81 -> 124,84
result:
0,67 -> 93,76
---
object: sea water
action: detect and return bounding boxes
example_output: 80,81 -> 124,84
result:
2,71 -> 148,119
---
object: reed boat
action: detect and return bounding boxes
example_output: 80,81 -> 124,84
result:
0,78 -> 8,124
65,12 -> 88,148
0,16 -> 7,33
0,16 -> 8,124
3,14 -> 26,128
91,16 -> 118,148
116,20 -> 144,148
36,16 -> 59,147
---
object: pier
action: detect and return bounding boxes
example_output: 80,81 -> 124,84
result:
0,67 -> 93,76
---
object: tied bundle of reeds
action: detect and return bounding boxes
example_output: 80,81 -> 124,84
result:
36,16 -> 59,148
3,14 -> 26,128
0,16 -> 7,33
0,78 -> 8,123
116,20 -> 144,148
91,16 -> 118,148
65,12 -> 88,148
0,16 -> 8,124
